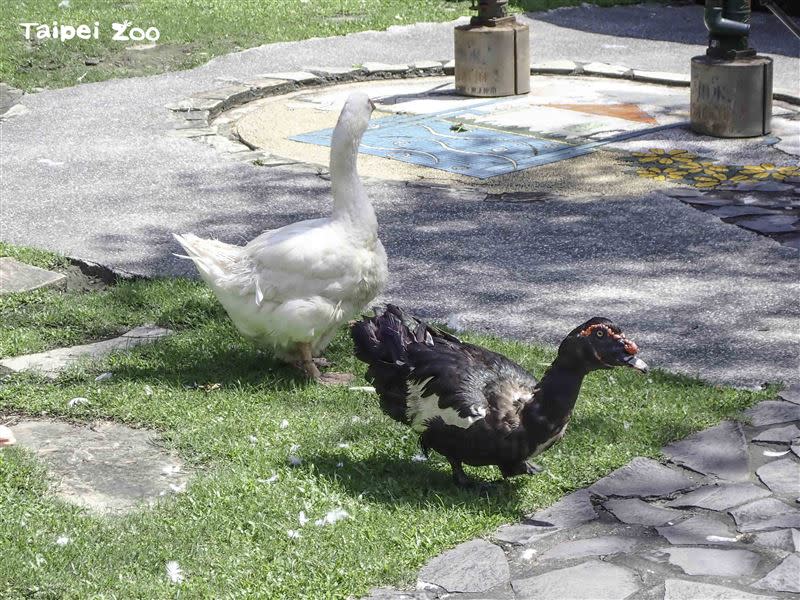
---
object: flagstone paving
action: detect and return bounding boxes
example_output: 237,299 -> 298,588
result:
9,418 -> 188,514
603,497 -> 684,527
362,392 -> 800,599
0,256 -> 66,293
662,421 -> 750,482
0,325 -> 172,379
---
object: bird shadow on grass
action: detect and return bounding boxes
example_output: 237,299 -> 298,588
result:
306,450 -> 524,509
85,331 -> 312,391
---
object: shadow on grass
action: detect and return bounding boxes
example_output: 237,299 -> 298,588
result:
307,450 -> 524,508
56,324 -> 313,391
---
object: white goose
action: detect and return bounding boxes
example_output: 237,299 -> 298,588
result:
174,92 -> 388,380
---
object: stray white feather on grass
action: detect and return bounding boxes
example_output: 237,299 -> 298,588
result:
315,508 -> 349,527
411,453 -> 428,462
55,536 -> 71,546
68,397 -> 89,408
287,529 -> 301,539
143,385 -> 154,396
348,386 -> 376,393
95,372 -> 113,382
298,511 -> 310,526
288,443 -> 302,466
258,473 -> 279,484
279,419 -> 289,429
337,442 -> 349,449
165,561 -> 184,584
248,435 -> 258,444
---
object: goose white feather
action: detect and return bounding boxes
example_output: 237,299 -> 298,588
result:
174,93 -> 387,368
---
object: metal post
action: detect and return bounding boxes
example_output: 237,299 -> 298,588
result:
690,0 -> 773,138
454,0 -> 530,97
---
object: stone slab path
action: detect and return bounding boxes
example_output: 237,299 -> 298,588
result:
364,389 -> 800,600
9,418 -> 189,514
0,325 -> 172,379
0,257 -> 66,293
0,320 -> 183,513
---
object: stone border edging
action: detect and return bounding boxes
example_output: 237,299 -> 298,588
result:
164,60 -> 800,166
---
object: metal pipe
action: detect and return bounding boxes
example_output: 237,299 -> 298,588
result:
761,0 -> 800,39
704,0 -> 754,58
704,3 -> 750,36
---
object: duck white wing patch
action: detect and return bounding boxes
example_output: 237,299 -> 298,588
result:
406,378 -> 487,433
530,421 -> 570,457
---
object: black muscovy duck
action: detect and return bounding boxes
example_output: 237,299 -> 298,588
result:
351,305 -> 648,487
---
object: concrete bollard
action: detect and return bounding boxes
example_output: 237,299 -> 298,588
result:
690,55 -> 772,138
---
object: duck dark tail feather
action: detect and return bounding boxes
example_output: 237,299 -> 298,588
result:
351,304 -> 459,366
351,304 -> 413,367
350,304 -> 457,425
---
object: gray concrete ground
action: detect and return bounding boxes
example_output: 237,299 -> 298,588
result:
1,5 -> 799,388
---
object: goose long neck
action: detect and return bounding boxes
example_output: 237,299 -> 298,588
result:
330,122 -> 375,230
525,359 -> 587,425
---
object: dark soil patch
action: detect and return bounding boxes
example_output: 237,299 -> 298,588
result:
62,264 -> 108,293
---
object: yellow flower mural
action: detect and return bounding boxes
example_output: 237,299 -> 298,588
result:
628,148 -> 799,189
632,148 -> 698,165
731,163 -> 799,182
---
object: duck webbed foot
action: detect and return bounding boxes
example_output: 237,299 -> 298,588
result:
449,459 -> 495,495
449,459 -> 471,487
501,460 -> 544,478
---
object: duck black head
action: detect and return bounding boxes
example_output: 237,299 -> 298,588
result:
557,317 -> 648,374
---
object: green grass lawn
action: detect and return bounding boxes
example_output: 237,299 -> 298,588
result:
0,243 -> 771,599
1,0 -> 648,91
